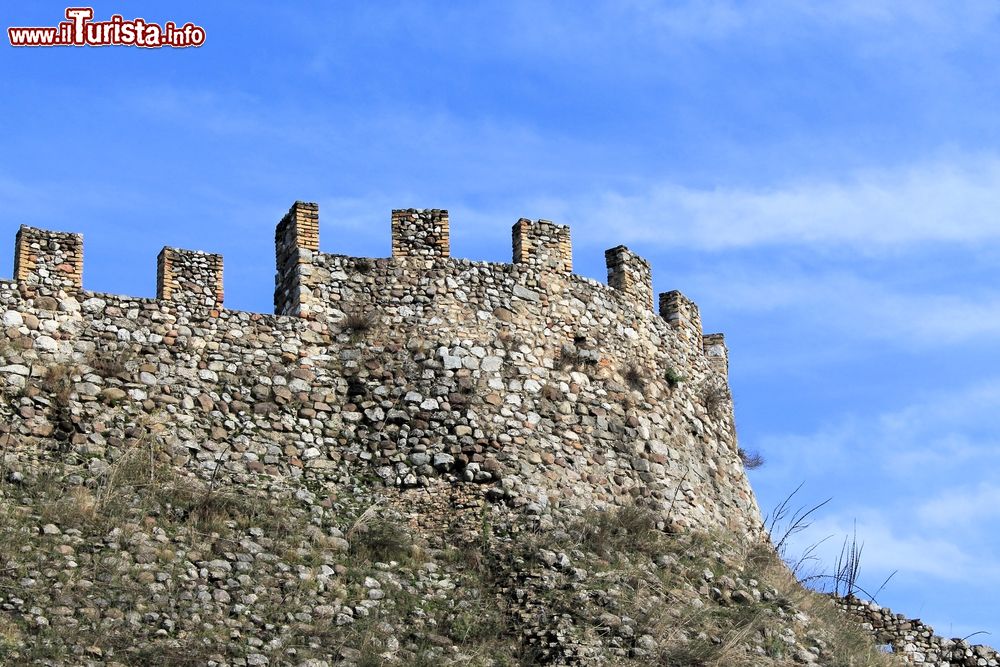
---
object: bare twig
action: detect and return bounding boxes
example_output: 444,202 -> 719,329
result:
765,482 -> 832,557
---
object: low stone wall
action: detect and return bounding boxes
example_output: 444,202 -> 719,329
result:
835,597 -> 999,666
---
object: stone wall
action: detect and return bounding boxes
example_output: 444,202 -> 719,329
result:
605,245 -> 654,312
836,597 -> 999,666
0,203 -> 763,537
391,209 -> 450,260
13,225 -> 82,296
156,247 -> 224,312
512,218 -> 572,274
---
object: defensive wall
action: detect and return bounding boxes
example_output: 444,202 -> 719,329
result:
0,202 -> 761,534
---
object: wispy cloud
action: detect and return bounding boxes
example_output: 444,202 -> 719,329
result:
756,379 -> 1000,480
790,512 -> 987,584
918,483 -> 1000,529
684,265 -> 1000,347
625,0 -> 1000,46
756,377 -> 1000,638
562,157 -> 1000,251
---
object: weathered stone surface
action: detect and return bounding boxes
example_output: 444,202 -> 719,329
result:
0,210 -> 762,552
835,597 -> 1000,666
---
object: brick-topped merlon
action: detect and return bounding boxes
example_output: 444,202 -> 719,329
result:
14,225 -> 83,295
660,290 -> 703,352
276,201 -> 320,253
605,245 -> 653,311
157,247 -> 224,312
391,209 -> 449,259
703,333 -> 728,376
274,201 -> 320,317
512,218 -> 572,274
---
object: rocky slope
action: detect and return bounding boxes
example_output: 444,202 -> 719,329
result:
0,444 -> 899,666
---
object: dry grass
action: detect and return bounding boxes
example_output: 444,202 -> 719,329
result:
540,382 -> 565,402
739,447 -> 765,470
39,363 -> 75,406
86,347 -> 134,378
699,380 -> 732,418
340,302 -> 381,340
347,504 -> 415,564
623,364 -> 647,392
556,346 -> 597,372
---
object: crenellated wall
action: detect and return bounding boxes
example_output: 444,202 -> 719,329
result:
0,203 -> 763,536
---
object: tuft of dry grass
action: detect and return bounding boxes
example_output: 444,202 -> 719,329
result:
540,382 -> 565,402
556,346 -> 597,372
40,363 -> 75,406
738,447 -> 765,470
86,347 -> 134,378
699,380 -> 732,418
347,504 -> 415,564
623,364 -> 647,392
340,302 -> 381,340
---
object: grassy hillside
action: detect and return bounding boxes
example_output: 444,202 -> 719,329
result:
0,435 -> 900,666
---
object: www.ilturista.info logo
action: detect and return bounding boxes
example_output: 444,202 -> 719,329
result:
8,8 -> 205,48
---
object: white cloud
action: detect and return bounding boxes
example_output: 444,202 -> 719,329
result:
756,379 -> 1000,480
918,483 -> 1000,529
789,512 -> 986,585
564,157 -> 1000,251
624,0 -> 1000,45
678,262 -> 1000,348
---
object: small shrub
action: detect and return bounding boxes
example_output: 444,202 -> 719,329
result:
556,346 -> 596,372
86,348 -> 133,378
0,336 -> 29,360
738,448 -> 764,470
349,521 -> 413,563
576,505 -> 659,558
664,366 -> 686,389
623,364 -> 646,392
340,302 -> 380,340
354,258 -> 374,274
40,364 -> 74,406
347,506 -> 414,563
699,381 -> 731,417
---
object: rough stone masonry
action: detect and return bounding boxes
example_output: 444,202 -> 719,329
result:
4,201 -> 998,665
0,201 -> 762,538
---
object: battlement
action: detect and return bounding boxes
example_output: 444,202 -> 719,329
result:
660,290 -> 703,353
156,247 -> 224,312
391,209 -> 450,260
0,199 -> 759,541
274,201 -> 320,317
5,203 -> 722,374
14,225 -> 83,296
605,245 -> 653,311
703,333 -> 729,376
512,218 -> 572,274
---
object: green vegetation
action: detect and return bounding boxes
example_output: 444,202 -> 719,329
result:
664,365 -> 686,389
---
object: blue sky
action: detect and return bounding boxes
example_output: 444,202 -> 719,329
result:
4,0 -> 1000,643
